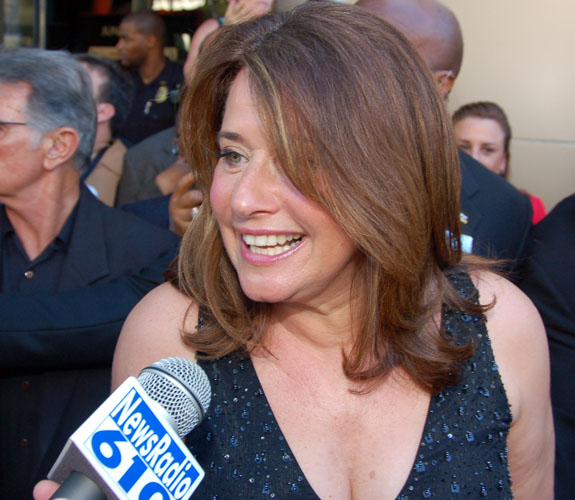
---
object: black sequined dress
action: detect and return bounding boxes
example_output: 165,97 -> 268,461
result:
188,274 -> 513,499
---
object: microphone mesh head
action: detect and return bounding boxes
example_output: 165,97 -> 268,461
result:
138,357 -> 211,437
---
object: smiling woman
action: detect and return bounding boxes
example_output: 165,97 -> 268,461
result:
179,1 -> 469,382
102,2 -> 555,499
208,68 -> 360,307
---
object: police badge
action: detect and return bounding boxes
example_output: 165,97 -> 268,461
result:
155,81 -> 169,103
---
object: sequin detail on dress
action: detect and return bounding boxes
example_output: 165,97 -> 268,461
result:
187,273 -> 513,499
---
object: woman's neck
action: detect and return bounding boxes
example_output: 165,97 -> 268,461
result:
263,294 -> 357,360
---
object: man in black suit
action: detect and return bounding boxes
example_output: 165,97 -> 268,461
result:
0,48 -> 179,498
519,194 -> 575,499
356,0 -> 533,277
458,150 -> 532,271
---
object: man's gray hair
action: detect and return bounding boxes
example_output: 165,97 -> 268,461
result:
0,47 -> 96,172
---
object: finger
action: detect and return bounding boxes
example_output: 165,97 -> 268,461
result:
170,207 -> 193,236
180,189 -> 203,208
170,190 -> 202,217
225,0 -> 240,16
33,480 -> 60,500
171,172 -> 197,200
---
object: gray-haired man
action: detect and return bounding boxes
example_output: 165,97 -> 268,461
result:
0,47 -> 179,498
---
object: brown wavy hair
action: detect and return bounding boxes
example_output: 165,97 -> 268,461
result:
177,1 -> 487,394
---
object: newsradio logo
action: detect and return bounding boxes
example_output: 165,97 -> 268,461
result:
79,379 -> 204,500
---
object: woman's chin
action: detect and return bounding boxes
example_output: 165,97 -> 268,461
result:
240,281 -> 294,304
243,289 -> 287,304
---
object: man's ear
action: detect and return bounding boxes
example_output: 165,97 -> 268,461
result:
434,70 -> 455,99
42,127 -> 80,171
147,33 -> 159,50
96,102 -> 116,125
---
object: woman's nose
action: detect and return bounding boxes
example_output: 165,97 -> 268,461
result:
231,159 -> 281,219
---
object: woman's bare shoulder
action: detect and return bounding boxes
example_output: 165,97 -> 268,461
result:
473,270 -> 545,350
472,270 -> 554,498
111,282 -> 198,389
472,270 -> 548,394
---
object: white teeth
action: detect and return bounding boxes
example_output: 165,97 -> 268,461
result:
267,235 -> 277,246
241,233 -> 302,255
249,240 -> 300,255
255,235 -> 268,246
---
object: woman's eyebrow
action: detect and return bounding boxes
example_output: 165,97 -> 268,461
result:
217,131 -> 242,142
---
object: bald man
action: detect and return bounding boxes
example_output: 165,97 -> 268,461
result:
116,11 -> 183,144
357,0 -> 533,279
358,0 -> 461,97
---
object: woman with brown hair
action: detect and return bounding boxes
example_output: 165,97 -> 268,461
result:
36,2 -> 553,499
453,101 -> 547,224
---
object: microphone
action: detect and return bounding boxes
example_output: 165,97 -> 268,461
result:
48,357 -> 211,500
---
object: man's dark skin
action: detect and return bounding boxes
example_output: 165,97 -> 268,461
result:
356,0 -> 533,277
356,0 -> 462,99
116,11 -> 168,85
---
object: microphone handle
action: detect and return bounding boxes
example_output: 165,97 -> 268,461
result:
49,471 -> 106,500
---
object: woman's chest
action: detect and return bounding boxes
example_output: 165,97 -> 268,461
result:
255,365 -> 431,499
189,353 -> 513,499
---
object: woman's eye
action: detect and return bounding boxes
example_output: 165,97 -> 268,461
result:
218,150 -> 244,165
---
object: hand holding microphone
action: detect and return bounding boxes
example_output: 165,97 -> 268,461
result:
44,357 -> 211,500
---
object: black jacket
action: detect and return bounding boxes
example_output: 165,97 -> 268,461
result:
459,150 -> 532,279
519,194 -> 575,500
0,185 -> 180,498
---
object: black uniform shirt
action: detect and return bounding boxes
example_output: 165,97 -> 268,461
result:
120,59 -> 183,145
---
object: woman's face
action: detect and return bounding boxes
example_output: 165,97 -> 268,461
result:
210,69 -> 360,308
454,117 -> 508,176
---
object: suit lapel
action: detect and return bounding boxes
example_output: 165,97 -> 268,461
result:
459,151 -> 482,245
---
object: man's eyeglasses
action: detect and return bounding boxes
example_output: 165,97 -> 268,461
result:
0,122 -> 32,139
0,121 -> 29,127
0,122 -> 33,140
